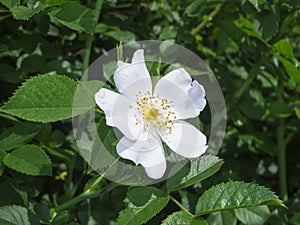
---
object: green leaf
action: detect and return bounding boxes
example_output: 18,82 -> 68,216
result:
0,151 -> 5,176
117,186 -> 170,225
33,203 -> 50,224
295,104 -> 300,119
3,144 -> 52,176
246,0 -> 266,10
235,206 -> 270,225
274,39 -> 295,60
51,210 -> 71,224
44,0 -> 74,7
11,5 -> 33,20
49,2 -> 96,34
20,54 -> 45,73
185,0 -> 205,17
291,213 -> 300,225
265,102 -> 292,119
195,181 -> 284,216
159,26 -> 178,40
0,205 -> 40,225
0,112 -> 20,122
0,0 -> 19,10
86,117 -> 118,174
238,132 -> 277,155
167,155 -> 224,193
0,218 -> 15,225
274,39 -> 300,84
0,123 -> 40,151
207,210 -> 237,225
105,30 -> 136,43
276,55 -> 300,84
162,211 -> 208,225
80,80 -> 104,97
256,11 -> 279,40
0,64 -> 21,83
1,74 -> 95,122
239,93 -> 266,120
0,179 -> 25,205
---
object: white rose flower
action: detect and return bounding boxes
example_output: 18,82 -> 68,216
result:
95,49 -> 208,179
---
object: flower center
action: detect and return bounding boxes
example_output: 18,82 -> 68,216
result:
143,106 -> 159,121
131,91 -> 177,135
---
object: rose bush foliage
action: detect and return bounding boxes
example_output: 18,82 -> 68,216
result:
0,0 -> 299,224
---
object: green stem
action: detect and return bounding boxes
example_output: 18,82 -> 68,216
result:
277,119 -> 287,202
54,174 -> 104,212
54,157 -> 119,211
54,176 -> 103,211
234,65 -> 258,100
65,152 -> 77,198
55,190 -> 100,211
82,35 -> 93,74
277,83 -> 288,202
85,157 -> 119,193
85,174 -> 105,193
82,0 -> 104,73
170,196 -> 194,217
191,3 -> 222,35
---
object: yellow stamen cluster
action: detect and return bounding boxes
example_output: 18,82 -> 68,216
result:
132,91 -> 176,135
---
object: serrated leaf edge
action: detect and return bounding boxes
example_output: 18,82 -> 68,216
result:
117,187 -> 170,225
195,181 -> 285,216
167,155 -> 224,193
3,144 -> 52,176
0,74 -> 86,123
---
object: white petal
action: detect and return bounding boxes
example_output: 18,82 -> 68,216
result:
154,68 -> 206,119
116,136 -> 166,179
144,163 -> 166,180
114,49 -> 152,101
161,120 -> 208,158
95,88 -> 142,140
132,49 -> 145,63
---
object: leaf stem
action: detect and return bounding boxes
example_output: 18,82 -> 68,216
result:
55,190 -> 100,211
191,3 -> 223,35
234,64 -> 259,100
66,151 -> 77,198
82,35 -> 93,74
85,174 -> 105,193
277,119 -> 287,201
170,195 -> 194,217
54,175 -> 104,212
82,0 -> 104,74
277,82 -> 288,202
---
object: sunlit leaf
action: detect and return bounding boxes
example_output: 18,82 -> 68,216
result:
246,0 -> 266,10
105,30 -> 136,43
117,186 -> 170,225
162,211 -> 208,225
274,39 -> 295,61
0,0 -> 19,10
235,206 -> 270,225
11,5 -> 32,20
195,181 -> 284,216
0,123 -> 40,151
207,210 -> 237,225
49,2 -> 96,34
1,74 -> 95,122
0,205 -> 39,225
167,155 -> 223,193
3,144 -> 52,176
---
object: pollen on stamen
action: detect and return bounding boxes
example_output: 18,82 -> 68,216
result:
131,92 -> 177,135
